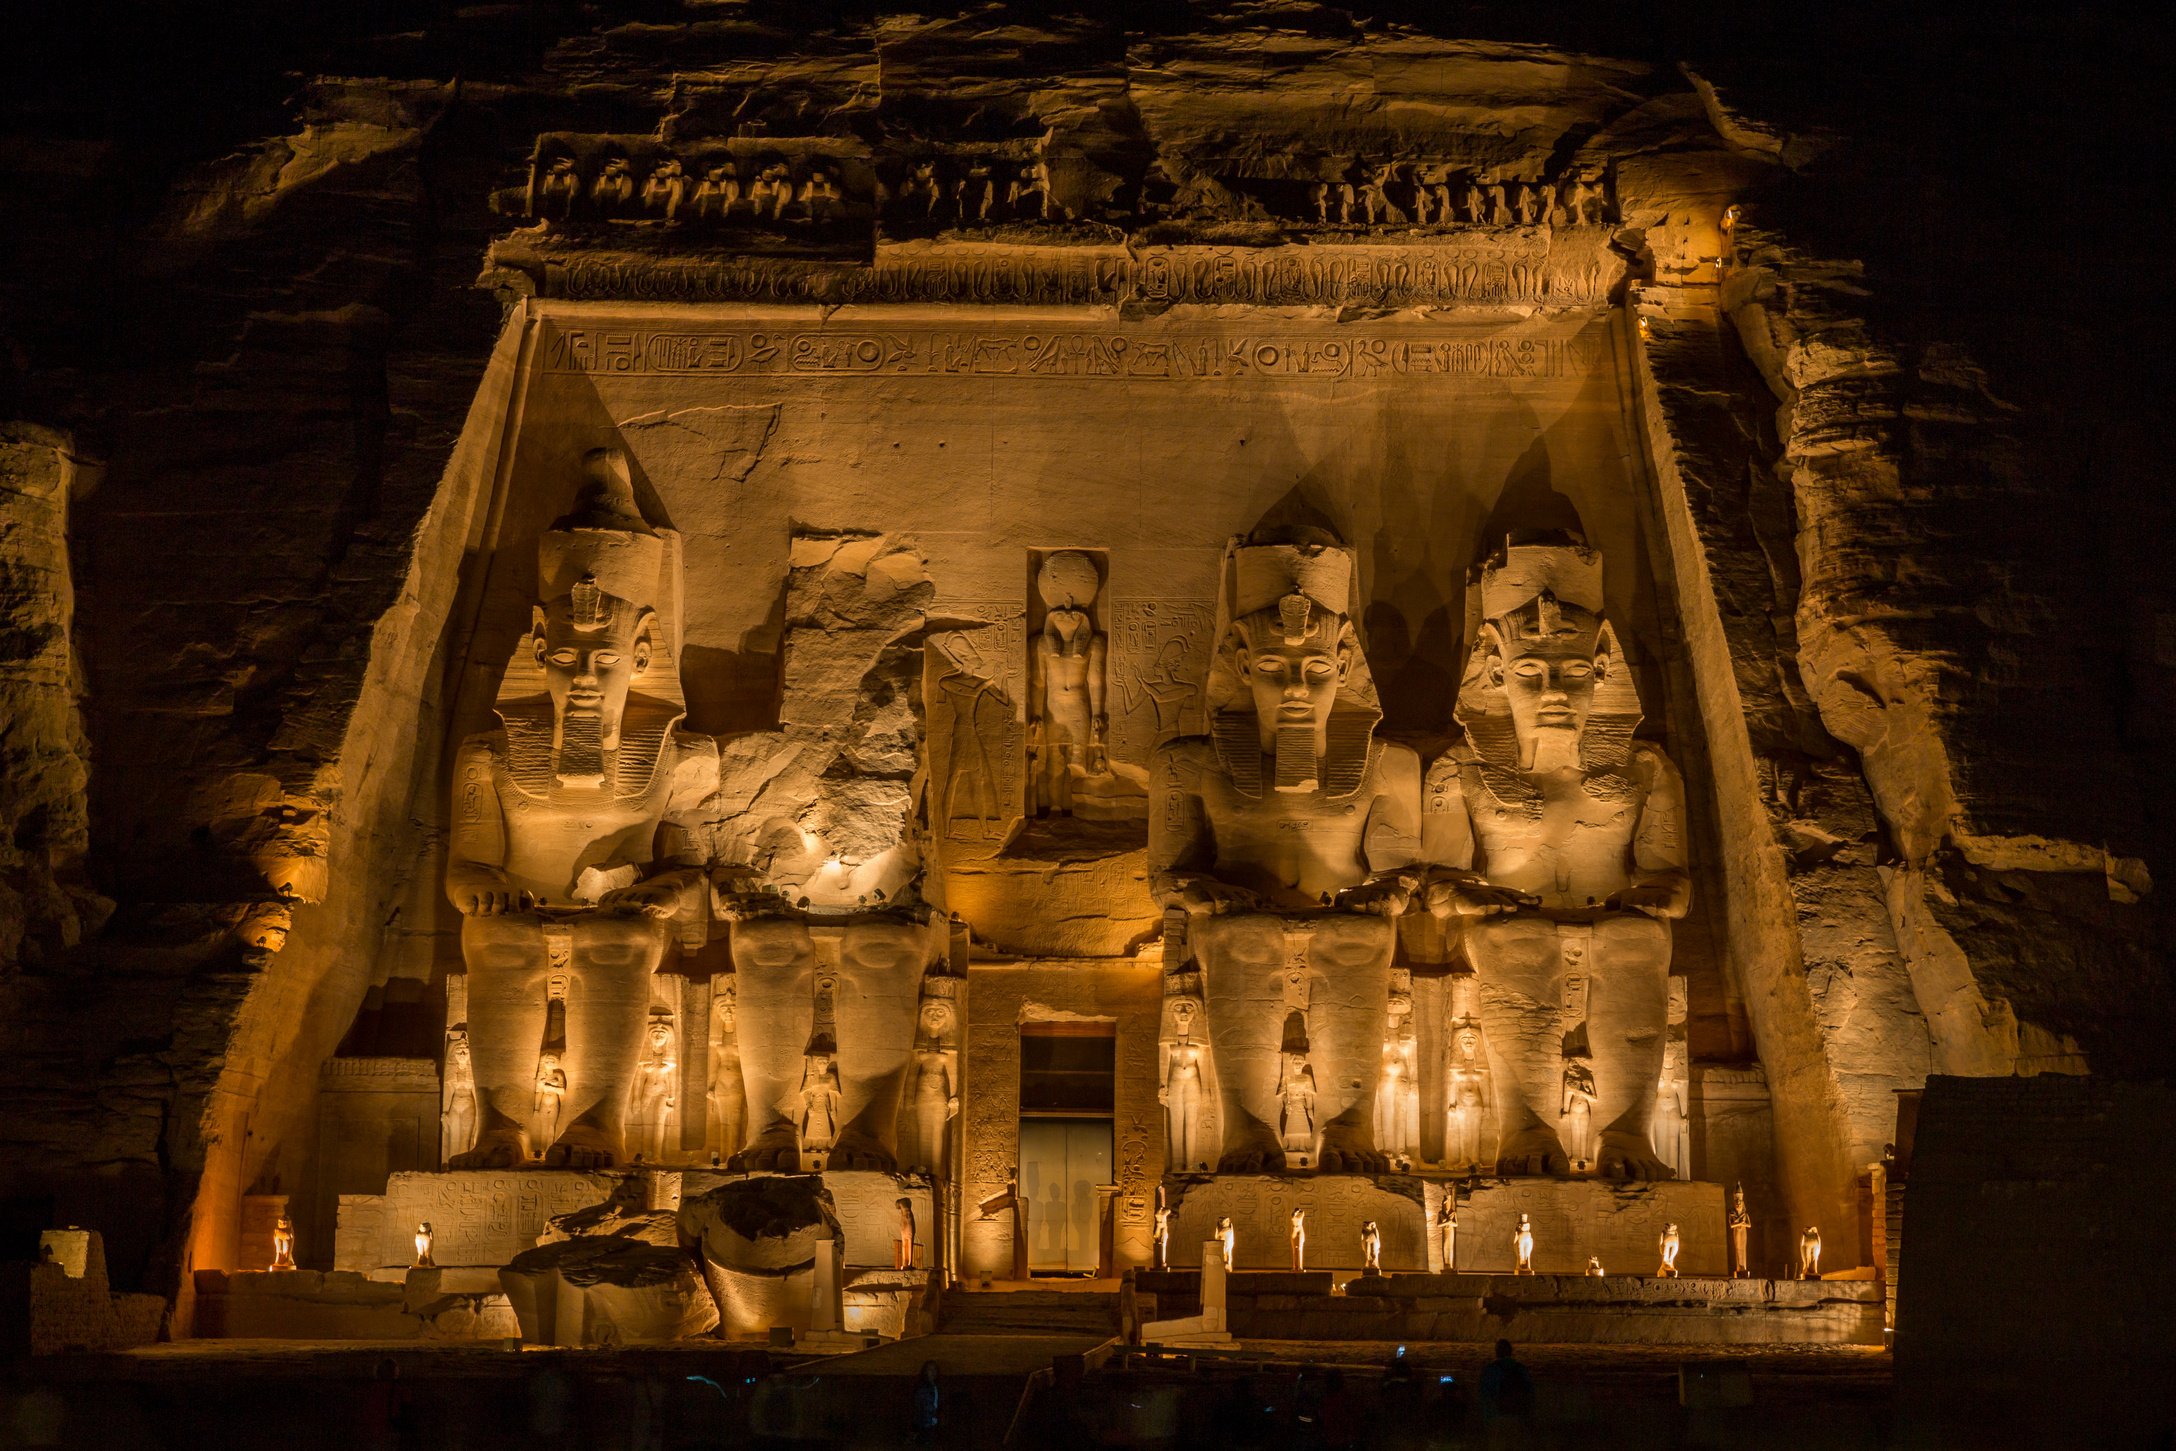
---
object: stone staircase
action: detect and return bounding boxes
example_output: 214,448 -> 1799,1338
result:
939,1288 -> 1121,1336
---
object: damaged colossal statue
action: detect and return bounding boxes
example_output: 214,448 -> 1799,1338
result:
445,450 -> 718,1168
724,912 -> 938,1172
1150,532 -> 1421,1173
1423,536 -> 1689,1179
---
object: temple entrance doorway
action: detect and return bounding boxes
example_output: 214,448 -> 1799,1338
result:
1018,1023 -> 1116,1276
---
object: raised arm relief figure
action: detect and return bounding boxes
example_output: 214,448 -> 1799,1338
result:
1149,529 -> 1420,1172
1423,535 -> 1688,1179
444,448 -> 718,1168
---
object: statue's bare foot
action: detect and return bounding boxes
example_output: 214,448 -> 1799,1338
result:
1317,1129 -> 1389,1174
824,1130 -> 897,1171
1217,1141 -> 1282,1174
730,1126 -> 802,1172
1596,1131 -> 1673,1181
1495,1128 -> 1572,1177
449,1129 -> 530,1169
543,1123 -> 619,1170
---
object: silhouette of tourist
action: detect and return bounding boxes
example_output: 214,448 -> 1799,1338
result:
912,1360 -> 942,1443
1478,1339 -> 1535,1440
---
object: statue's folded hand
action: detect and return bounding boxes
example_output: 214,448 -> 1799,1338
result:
449,867 -> 531,917
1338,875 -> 1415,916
598,878 -> 685,918
1424,877 -> 1538,918
1178,878 -> 1259,915
1609,877 -> 1688,918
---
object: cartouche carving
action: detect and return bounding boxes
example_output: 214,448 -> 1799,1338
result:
1423,536 -> 1689,1179
444,449 -> 718,1168
1149,531 -> 1422,1172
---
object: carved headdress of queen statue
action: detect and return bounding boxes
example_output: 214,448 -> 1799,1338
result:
494,447 -> 687,797
1454,531 -> 1642,802
1204,527 -> 1383,798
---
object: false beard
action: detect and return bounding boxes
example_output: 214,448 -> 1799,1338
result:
1273,720 -> 1322,793
555,709 -> 608,789
1519,727 -> 1581,775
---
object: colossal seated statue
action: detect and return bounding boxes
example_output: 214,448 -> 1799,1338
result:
1422,536 -> 1688,1179
444,449 -> 718,1168
1150,531 -> 1421,1172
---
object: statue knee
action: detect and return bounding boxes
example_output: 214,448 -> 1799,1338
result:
576,914 -> 670,965
1465,916 -> 1558,971
1596,913 -> 1670,963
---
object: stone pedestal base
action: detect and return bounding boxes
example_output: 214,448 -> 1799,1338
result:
1453,1179 -> 1726,1276
336,1167 -> 933,1276
1165,1175 -> 1727,1276
1220,1272 -> 1883,1346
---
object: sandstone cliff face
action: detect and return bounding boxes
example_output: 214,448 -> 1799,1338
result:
1,4 -> 2166,1306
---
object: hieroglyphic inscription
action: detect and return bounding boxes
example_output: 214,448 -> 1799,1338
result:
508,236 -> 1624,308
1110,600 -> 1214,766
544,325 -> 1608,383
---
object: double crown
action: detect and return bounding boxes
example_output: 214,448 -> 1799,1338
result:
1231,541 -> 1355,624
1477,535 -> 1605,623
536,448 -> 664,612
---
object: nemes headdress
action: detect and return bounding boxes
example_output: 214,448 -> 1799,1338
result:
1455,533 -> 1641,790
494,446 -> 685,794
1206,531 -> 1382,798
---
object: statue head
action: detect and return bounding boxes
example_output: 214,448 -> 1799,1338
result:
919,1000 -> 955,1039
1169,997 -> 1198,1035
1458,534 -> 1641,784
449,1032 -> 470,1070
647,1019 -> 674,1052
499,448 -> 681,789
1038,551 -> 1100,627
1208,530 -> 1381,796
538,1052 -> 561,1075
1454,1024 -> 1481,1058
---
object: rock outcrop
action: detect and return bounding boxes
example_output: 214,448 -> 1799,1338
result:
0,5 -> 2166,1317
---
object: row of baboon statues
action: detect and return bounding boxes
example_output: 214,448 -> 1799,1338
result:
522,143 -> 1613,231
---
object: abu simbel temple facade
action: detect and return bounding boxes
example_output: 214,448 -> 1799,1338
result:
2,5 -> 2171,1443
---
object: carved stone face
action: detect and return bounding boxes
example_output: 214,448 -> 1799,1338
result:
648,1022 -> 673,1052
1234,604 -> 1351,757
1455,1026 -> 1480,1058
532,591 -> 653,748
1170,999 -> 1196,1035
1486,601 -> 1606,766
919,1002 -> 953,1038
451,1038 -> 470,1069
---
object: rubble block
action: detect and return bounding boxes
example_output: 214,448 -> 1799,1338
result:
678,1168 -> 932,1270
680,1175 -> 842,1339
842,1267 -> 930,1340
1,1230 -> 165,1354
499,1232 -> 718,1347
